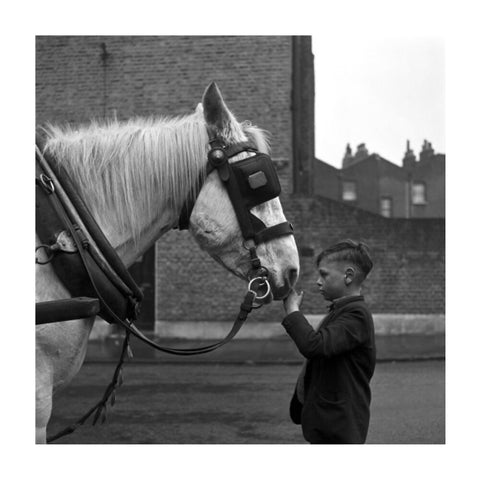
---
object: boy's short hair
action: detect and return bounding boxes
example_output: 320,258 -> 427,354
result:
316,239 -> 373,279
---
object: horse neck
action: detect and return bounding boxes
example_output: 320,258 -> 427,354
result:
48,116 -> 207,267
99,208 -> 175,268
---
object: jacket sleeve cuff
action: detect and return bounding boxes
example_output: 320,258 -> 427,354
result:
282,310 -> 308,331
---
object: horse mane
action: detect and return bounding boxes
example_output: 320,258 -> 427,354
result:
41,110 -> 269,242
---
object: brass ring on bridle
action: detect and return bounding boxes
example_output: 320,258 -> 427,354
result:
247,276 -> 271,301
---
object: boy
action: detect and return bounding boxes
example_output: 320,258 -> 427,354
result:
282,240 -> 375,444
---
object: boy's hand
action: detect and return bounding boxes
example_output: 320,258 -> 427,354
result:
283,289 -> 304,315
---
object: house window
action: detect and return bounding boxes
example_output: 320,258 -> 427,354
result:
380,197 -> 392,217
412,182 -> 426,205
342,181 -> 357,201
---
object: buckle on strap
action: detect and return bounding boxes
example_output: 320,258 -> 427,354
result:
37,173 -> 55,194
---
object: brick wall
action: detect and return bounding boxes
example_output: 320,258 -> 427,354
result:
36,35 -> 293,168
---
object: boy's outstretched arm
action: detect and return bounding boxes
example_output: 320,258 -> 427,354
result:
282,307 -> 371,359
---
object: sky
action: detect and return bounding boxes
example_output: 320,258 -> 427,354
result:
312,36 -> 445,168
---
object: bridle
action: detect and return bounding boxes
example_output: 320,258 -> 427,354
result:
178,137 -> 294,294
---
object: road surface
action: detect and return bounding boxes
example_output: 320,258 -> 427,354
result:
47,359 -> 444,444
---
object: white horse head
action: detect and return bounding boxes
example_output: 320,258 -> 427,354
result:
188,82 -> 299,300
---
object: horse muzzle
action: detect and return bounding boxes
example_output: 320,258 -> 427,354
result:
270,267 -> 298,300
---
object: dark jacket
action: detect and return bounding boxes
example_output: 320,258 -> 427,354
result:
282,295 -> 376,444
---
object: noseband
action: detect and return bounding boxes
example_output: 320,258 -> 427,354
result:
178,137 -> 294,286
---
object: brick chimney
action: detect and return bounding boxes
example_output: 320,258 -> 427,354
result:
354,143 -> 369,162
419,140 -> 435,162
342,143 -> 354,168
403,139 -> 416,169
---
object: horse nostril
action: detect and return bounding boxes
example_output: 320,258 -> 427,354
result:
288,268 -> 298,288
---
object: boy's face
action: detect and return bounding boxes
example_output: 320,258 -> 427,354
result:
316,258 -> 351,301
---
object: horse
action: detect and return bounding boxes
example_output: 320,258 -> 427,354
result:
35,82 -> 299,444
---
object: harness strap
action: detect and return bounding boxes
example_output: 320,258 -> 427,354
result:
36,147 -> 134,301
36,153 -> 135,322
36,297 -> 100,325
37,144 -> 144,304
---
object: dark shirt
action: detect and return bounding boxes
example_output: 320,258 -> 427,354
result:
282,295 -> 376,444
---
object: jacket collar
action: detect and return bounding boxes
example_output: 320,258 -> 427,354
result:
327,295 -> 364,312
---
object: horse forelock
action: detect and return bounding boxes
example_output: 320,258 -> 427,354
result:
242,122 -> 270,154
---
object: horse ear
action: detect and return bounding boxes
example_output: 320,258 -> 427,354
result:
202,82 -> 231,133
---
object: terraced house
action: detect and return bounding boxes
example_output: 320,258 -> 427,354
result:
315,140 -> 445,218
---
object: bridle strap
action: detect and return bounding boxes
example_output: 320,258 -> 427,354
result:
214,140 -> 257,158
253,221 -> 294,245
177,141 -> 257,230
